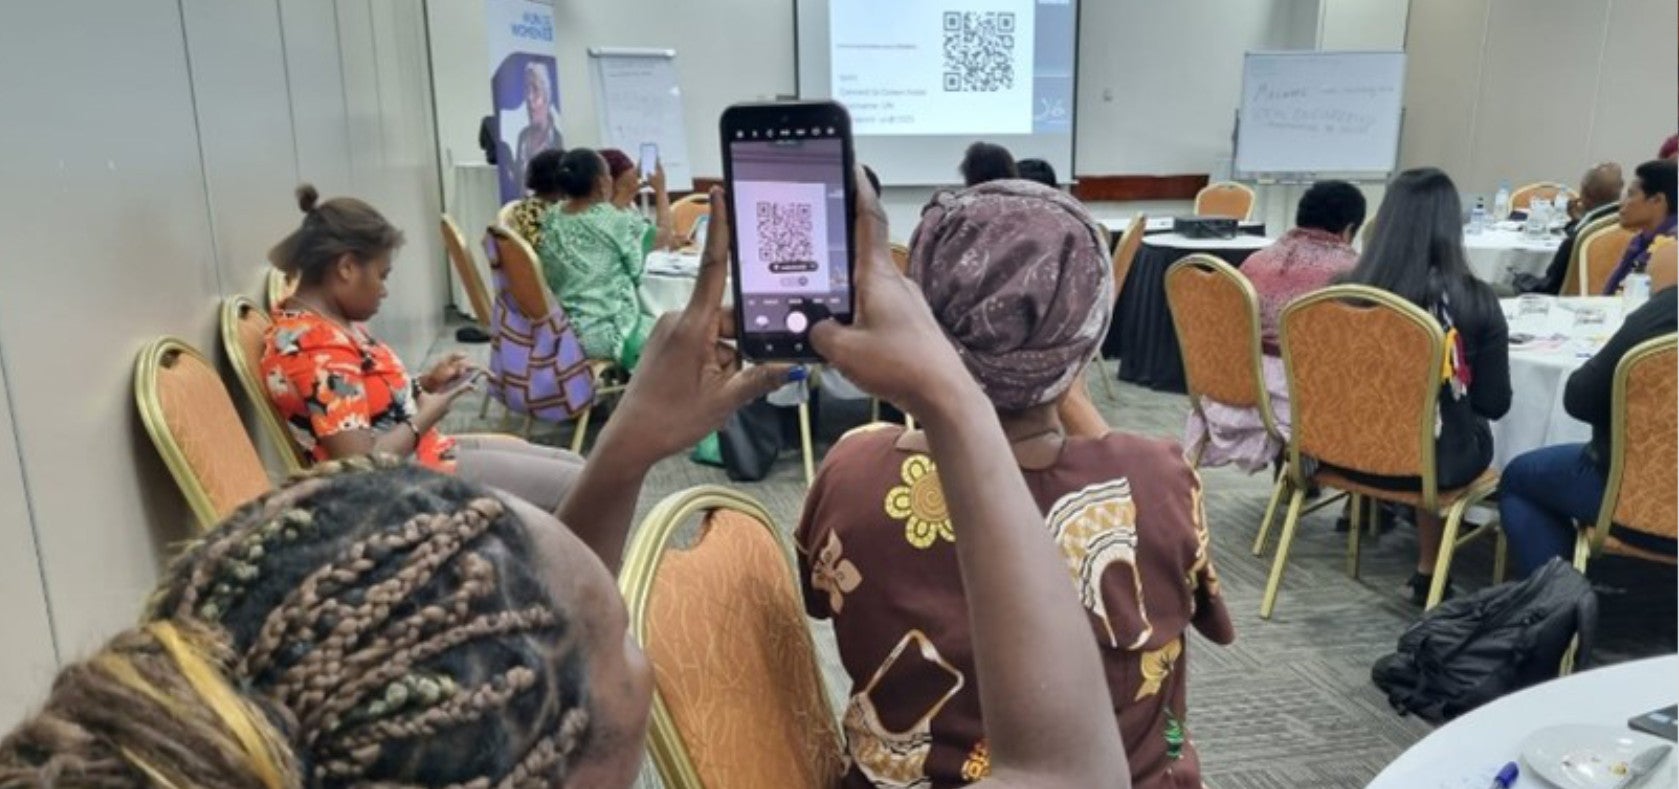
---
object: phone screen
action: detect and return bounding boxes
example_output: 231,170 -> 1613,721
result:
721,102 -> 855,361
639,143 -> 658,180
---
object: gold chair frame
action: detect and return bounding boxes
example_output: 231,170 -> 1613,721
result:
220,296 -> 307,474
618,485 -> 841,789
440,214 -> 496,328
1193,181 -> 1256,221
1577,333 -> 1677,564
264,268 -> 296,312
1578,221 -> 1636,296
1509,182 -> 1570,215
134,337 -> 267,529
1258,286 -> 1502,618
1559,215 -> 1618,297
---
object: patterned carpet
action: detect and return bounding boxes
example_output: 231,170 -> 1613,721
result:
430,329 -> 1675,789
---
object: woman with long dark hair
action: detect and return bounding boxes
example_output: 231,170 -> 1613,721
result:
1339,167 -> 1511,604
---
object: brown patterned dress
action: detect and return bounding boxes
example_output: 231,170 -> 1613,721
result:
797,424 -> 1235,789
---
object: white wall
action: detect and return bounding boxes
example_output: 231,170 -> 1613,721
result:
0,0 -> 444,726
1401,0 -> 1678,197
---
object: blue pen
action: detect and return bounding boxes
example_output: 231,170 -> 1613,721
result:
1487,761 -> 1519,789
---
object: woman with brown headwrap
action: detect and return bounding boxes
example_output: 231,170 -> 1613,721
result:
797,179 -> 1235,789
0,179 -> 1130,788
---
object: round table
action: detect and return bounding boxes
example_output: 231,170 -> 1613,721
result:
641,250 -> 705,316
1491,296 -> 1626,469
1102,232 -> 1274,393
1465,225 -> 1563,289
1369,654 -> 1677,788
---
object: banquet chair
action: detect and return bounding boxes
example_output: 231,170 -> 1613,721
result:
1087,214 -> 1149,401
1164,255 -> 1297,531
671,193 -> 711,241
440,214 -> 497,329
620,485 -> 846,789
1509,182 -> 1570,215
1574,333 -> 1677,572
265,267 -> 296,311
1578,222 -> 1637,295
486,225 -> 625,454
220,296 -> 307,474
135,338 -> 273,530
1259,286 -> 1503,619
1558,215 -> 1619,296
1194,181 -> 1255,221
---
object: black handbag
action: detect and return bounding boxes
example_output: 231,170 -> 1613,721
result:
718,395 -> 786,482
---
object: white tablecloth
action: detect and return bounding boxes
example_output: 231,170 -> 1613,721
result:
1465,225 -> 1562,288
1370,655 -> 1678,788
1491,296 -> 1625,469
1140,232 -> 1275,252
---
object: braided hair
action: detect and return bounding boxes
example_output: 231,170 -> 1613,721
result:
0,458 -> 592,788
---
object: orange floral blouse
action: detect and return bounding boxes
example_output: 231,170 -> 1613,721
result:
260,309 -> 457,472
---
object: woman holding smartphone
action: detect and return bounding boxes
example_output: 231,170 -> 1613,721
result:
0,179 -> 1125,789
262,185 -> 584,513
537,147 -> 676,370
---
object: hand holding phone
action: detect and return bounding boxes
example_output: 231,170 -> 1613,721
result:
639,142 -> 658,181
719,101 -> 857,362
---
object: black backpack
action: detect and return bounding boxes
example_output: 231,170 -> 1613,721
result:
1371,557 -> 1598,723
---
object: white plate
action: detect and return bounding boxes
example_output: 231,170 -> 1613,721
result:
1521,724 -> 1676,789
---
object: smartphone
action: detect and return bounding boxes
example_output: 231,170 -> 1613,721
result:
719,101 -> 857,361
639,143 -> 658,180
1630,705 -> 1678,741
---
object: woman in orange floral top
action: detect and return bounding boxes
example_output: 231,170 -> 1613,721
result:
262,184 -> 582,512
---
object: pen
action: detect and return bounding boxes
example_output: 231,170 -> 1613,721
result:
1487,761 -> 1519,789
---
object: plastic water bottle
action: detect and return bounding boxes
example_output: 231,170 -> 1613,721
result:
1493,181 -> 1512,222
1553,189 -> 1571,219
1469,198 -> 1488,234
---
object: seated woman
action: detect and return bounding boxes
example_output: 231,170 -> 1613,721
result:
798,179 -> 1234,789
0,184 -> 1128,789
261,185 -> 583,514
1185,180 -> 1366,472
504,148 -> 566,249
1338,167 -> 1512,603
538,148 -> 674,369
598,147 -> 641,210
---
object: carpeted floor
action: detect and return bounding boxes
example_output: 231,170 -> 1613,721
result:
429,328 -> 1675,789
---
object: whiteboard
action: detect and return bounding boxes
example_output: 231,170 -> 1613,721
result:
1235,51 -> 1406,174
587,48 -> 694,191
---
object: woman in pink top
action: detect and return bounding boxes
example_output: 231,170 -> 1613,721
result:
1184,180 -> 1366,471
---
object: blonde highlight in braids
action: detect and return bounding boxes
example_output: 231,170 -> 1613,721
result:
6,459 -> 595,788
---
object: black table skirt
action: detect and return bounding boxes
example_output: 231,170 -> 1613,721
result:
1100,242 -> 1261,394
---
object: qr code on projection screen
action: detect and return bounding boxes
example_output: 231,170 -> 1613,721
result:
755,201 -> 815,263
942,11 -> 1016,92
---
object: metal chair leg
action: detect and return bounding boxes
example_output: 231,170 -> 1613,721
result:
521,414 -> 534,438
1253,467 -> 1289,556
870,398 -> 880,423
478,389 -> 494,420
1426,501 -> 1472,610
1259,488 -> 1307,620
1493,529 -> 1509,583
1095,354 -> 1116,401
798,399 -> 815,485
1347,494 -> 1363,579
570,405 -> 593,455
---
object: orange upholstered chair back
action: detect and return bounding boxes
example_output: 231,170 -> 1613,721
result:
1580,223 -> 1636,295
440,214 -> 495,327
135,338 -> 272,529
487,225 -> 554,320
1112,214 -> 1146,304
671,194 -> 711,241
1509,182 -> 1569,214
621,486 -> 844,789
1167,255 -> 1271,417
220,297 -> 306,473
1601,335 -> 1678,542
1281,286 -> 1444,484
1194,181 -> 1254,220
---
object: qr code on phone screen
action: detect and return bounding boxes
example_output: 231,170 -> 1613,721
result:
755,201 -> 815,263
943,11 -> 1015,92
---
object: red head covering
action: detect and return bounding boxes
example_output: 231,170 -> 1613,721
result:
599,148 -> 635,179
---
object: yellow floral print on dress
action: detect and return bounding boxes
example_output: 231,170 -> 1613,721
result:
1134,637 -> 1183,700
885,454 -> 953,549
960,740 -> 991,781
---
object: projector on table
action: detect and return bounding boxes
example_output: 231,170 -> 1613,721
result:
1173,216 -> 1239,239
